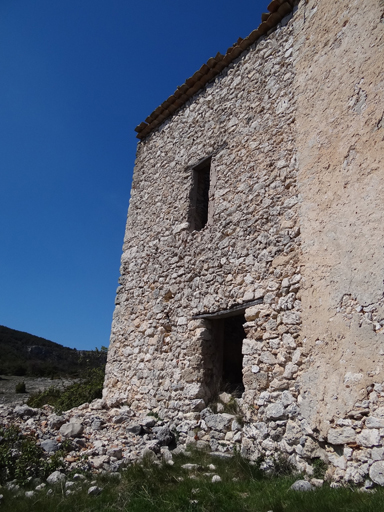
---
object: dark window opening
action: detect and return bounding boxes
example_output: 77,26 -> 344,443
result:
189,158 -> 211,231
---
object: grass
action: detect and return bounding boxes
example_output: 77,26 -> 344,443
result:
0,449 -> 383,512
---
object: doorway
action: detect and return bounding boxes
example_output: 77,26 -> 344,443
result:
211,313 -> 245,397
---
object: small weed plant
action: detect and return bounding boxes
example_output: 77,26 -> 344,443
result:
312,458 -> 328,479
0,425 -> 65,486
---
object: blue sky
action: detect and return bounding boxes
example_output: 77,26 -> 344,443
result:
0,0 -> 270,350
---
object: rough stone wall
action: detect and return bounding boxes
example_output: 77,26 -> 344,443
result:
104,12 -> 301,415
293,0 -> 384,483
104,0 -> 384,486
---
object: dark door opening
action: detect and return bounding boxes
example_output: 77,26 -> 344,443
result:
210,313 -> 245,397
222,315 -> 245,395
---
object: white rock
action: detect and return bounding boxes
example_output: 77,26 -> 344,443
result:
173,222 -> 189,234
282,311 -> 301,325
90,399 -> 105,410
59,422 -> 83,438
328,454 -> 346,470
281,391 -> 295,406
356,429 -> 380,447
284,420 -> 303,444
73,473 -> 86,480
282,334 -> 296,348
204,413 -> 234,431
369,461 -> 384,486
290,480 -> 313,491
41,439 -> 59,453
365,417 -> 384,429
259,351 -> 276,364
141,416 -> 156,427
88,486 -> 103,496
327,427 -> 356,445
141,447 -> 157,462
182,464 -> 200,470
265,403 -> 285,420
283,362 -> 298,379
90,455 -> 110,469
371,447 -> 384,461
47,471 -> 65,484
211,475 -> 222,483
218,392 -> 232,404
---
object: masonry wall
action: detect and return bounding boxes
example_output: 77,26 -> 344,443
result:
104,0 -> 384,486
104,13 -> 302,415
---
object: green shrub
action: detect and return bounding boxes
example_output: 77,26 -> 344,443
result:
0,425 -> 64,485
27,385 -> 62,408
15,381 -> 26,393
27,367 -> 105,413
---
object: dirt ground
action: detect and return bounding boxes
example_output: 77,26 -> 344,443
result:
0,375 -> 77,406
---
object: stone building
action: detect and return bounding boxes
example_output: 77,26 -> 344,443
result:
104,0 -> 384,484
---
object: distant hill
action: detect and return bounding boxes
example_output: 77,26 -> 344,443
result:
0,325 -> 107,377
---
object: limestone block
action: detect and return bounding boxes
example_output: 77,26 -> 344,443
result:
183,383 -> 205,399
284,420 -> 302,445
259,351 -> 277,364
265,403 -> 285,420
245,305 -> 263,321
356,429 -> 381,448
365,417 -> 384,429
371,447 -> 384,461
242,339 -> 261,355
240,438 -> 260,461
369,461 -> 384,486
282,311 -> 301,325
204,413 -> 234,431
59,422 -> 83,438
327,427 -> 356,445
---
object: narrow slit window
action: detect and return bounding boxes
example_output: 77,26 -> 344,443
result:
189,158 -> 211,231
